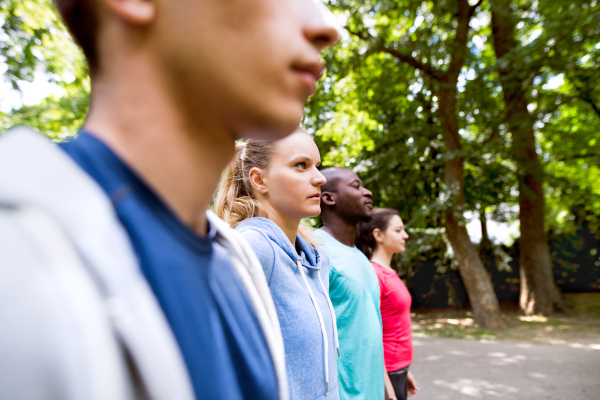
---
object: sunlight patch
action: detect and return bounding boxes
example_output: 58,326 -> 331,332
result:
519,315 -> 548,323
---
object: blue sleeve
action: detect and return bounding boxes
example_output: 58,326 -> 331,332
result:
237,228 -> 276,283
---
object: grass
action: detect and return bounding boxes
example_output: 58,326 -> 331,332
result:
411,293 -> 600,344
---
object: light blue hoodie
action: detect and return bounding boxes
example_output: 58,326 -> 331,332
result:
237,218 -> 340,400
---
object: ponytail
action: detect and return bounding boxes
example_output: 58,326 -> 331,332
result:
214,141 -> 275,227
214,129 -> 319,247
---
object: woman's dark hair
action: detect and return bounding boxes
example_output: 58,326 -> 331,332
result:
356,208 -> 400,259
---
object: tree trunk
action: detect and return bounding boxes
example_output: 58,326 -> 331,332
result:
352,0 -> 504,327
491,0 -> 566,315
439,84 -> 505,329
480,207 -> 490,246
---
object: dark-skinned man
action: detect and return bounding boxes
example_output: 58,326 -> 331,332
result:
315,167 -> 388,400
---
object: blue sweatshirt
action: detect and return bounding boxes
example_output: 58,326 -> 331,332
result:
237,218 -> 340,400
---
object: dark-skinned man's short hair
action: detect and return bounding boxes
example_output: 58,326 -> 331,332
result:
320,167 -> 344,194
54,0 -> 99,70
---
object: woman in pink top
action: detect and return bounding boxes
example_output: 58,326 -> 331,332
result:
357,208 -> 419,400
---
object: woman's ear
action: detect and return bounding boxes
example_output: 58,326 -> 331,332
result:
248,167 -> 268,195
103,0 -> 156,25
373,228 -> 384,243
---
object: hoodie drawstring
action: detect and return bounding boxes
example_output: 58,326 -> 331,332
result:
317,270 -> 341,358
296,259 -> 330,394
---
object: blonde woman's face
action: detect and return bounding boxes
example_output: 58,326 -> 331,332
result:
260,132 -> 326,221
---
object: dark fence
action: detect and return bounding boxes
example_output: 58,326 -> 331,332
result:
406,225 -> 600,309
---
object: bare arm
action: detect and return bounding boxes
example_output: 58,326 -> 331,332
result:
384,364 -> 396,400
407,371 -> 419,397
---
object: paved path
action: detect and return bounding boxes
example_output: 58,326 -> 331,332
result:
410,337 -> 600,400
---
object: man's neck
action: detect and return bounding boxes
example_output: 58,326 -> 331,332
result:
84,66 -> 235,235
321,213 -> 358,247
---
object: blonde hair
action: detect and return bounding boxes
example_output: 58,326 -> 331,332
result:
215,129 -> 318,246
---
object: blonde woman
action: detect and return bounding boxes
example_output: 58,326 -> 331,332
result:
216,129 -> 340,400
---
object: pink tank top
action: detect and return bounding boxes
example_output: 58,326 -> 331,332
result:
372,262 -> 413,371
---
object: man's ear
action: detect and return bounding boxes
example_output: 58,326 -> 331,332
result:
249,167 -> 268,195
103,0 -> 156,25
321,191 -> 336,206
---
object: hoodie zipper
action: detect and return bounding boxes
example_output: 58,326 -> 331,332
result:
296,258 -> 331,394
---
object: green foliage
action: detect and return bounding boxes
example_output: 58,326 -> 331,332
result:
1,0 -> 599,293
400,227 -> 459,274
0,0 -> 88,139
306,0 -> 600,278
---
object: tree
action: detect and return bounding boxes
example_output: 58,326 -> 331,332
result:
489,0 -> 600,315
0,0 -> 88,139
4,0 -> 599,315
311,0 -> 505,328
490,0 -> 564,315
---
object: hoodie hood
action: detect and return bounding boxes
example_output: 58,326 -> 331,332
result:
237,217 -> 321,271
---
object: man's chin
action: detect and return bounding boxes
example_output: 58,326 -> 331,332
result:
360,213 -> 373,223
233,106 -> 303,141
234,126 -> 295,141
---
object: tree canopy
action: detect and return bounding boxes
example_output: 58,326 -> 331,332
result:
305,0 -> 599,266
2,0 -> 599,320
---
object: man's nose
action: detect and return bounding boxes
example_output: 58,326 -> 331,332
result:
303,1 -> 341,50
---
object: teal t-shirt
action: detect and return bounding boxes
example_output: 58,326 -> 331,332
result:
314,229 -> 385,400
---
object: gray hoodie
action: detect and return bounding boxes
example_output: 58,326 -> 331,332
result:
237,217 -> 340,400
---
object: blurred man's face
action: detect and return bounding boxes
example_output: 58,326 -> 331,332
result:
153,0 -> 339,140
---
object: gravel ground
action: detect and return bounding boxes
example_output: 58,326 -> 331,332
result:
410,337 -> 600,400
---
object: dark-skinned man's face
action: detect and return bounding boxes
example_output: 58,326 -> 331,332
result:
325,169 -> 373,223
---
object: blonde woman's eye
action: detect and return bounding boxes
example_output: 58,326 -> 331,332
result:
296,162 -> 307,169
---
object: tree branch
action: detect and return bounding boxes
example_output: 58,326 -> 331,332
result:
470,120 -> 500,152
347,0 -> 482,84
445,0 -> 477,79
381,46 -> 443,80
578,94 -> 600,119
345,27 -> 442,80
557,153 -> 600,162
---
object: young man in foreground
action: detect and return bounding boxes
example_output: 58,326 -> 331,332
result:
0,0 -> 338,399
315,167 -> 387,399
